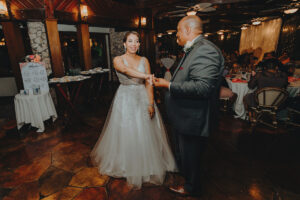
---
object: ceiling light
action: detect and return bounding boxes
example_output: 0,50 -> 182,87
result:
284,8 -> 299,14
217,30 -> 224,35
241,24 -> 249,30
157,33 -> 163,37
252,20 -> 261,25
166,30 -> 176,35
141,17 -> 147,26
186,10 -> 197,16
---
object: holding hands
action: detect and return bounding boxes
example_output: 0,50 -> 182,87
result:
153,76 -> 170,88
144,74 -> 170,88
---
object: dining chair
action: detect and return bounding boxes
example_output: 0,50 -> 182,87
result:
249,87 -> 288,128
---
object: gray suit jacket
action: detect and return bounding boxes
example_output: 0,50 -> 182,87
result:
165,35 -> 224,137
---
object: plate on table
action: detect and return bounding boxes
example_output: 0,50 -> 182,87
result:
231,78 -> 248,83
102,69 -> 110,72
94,67 -> 103,72
80,71 -> 90,75
49,78 -> 60,83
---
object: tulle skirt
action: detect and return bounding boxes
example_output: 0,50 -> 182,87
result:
91,84 -> 177,188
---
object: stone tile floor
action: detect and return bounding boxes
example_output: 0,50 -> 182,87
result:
0,87 -> 300,200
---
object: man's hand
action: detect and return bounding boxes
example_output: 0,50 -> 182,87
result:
153,77 -> 170,88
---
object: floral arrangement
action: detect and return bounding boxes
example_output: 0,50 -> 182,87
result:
25,54 -> 41,63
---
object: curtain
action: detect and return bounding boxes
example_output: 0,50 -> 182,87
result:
239,18 -> 282,60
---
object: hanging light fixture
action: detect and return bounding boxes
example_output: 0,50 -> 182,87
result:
284,8 -> 299,14
157,33 -> 163,38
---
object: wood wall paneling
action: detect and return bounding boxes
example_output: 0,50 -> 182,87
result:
45,19 -> 65,77
1,21 -> 26,90
77,23 -> 91,70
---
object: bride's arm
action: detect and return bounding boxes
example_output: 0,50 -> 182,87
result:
144,58 -> 155,118
113,56 -> 150,79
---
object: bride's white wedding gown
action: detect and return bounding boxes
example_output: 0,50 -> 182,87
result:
91,57 -> 176,188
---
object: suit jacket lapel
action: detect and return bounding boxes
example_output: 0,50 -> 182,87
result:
171,35 -> 204,81
171,53 -> 187,81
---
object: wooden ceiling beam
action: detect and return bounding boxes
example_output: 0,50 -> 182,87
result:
55,0 -> 72,10
14,8 -> 45,20
45,0 -> 55,19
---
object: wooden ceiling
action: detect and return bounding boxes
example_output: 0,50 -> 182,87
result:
153,0 -> 300,33
1,0 -> 300,32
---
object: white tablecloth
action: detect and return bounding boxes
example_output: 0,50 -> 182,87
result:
226,78 -> 300,119
226,78 -> 254,119
14,91 -> 57,132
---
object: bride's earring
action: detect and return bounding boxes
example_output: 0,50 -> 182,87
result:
124,46 -> 126,53
137,48 -> 140,54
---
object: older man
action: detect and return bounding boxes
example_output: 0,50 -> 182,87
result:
153,15 -> 224,196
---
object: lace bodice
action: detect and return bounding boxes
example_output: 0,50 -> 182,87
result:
116,57 -> 146,85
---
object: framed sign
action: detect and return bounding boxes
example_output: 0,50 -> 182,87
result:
19,62 -> 49,92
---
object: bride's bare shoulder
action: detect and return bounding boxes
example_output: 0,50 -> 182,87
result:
113,55 -> 125,62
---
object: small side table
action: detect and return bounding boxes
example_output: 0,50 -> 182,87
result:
14,91 -> 57,132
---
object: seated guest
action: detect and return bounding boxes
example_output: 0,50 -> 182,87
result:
243,58 -> 288,109
256,52 -> 279,72
249,56 -> 259,72
229,62 -> 241,74
279,62 -> 295,76
263,51 -> 276,60
279,52 -> 290,65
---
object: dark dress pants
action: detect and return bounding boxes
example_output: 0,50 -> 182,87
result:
177,133 -> 208,194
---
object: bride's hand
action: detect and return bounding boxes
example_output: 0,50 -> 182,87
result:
145,74 -> 153,85
148,105 -> 155,119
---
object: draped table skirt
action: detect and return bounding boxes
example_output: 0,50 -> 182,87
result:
14,91 -> 57,132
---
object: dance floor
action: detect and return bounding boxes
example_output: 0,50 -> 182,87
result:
0,84 -> 300,200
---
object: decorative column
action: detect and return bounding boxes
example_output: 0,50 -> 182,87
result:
109,29 -> 126,81
27,22 -> 52,75
45,0 -> 64,77
77,23 -> 92,70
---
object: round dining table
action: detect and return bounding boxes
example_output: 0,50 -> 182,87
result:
226,77 -> 300,120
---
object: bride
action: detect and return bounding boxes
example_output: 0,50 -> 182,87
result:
91,31 -> 176,188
